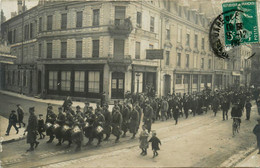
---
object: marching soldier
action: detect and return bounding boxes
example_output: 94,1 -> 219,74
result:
46,105 -> 57,143
76,105 -> 84,119
121,102 -> 130,137
129,105 -> 139,139
102,103 -> 112,141
25,107 -> 39,152
62,96 -> 72,112
111,109 -> 123,143
17,104 -> 26,128
83,102 -> 90,114
143,101 -> 153,133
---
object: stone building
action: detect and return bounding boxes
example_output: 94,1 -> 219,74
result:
0,0 -> 252,102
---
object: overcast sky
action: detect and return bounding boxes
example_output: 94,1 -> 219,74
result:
1,0 -> 38,20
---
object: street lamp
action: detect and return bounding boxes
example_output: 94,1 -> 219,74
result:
136,72 -> 140,93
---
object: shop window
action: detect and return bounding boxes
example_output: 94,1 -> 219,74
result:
48,71 -> 58,90
176,74 -> 182,84
134,72 -> 143,93
193,75 -> 198,84
88,71 -> 100,93
74,71 -> 85,92
201,38 -> 205,50
61,71 -> 71,91
76,41 -> 82,58
201,58 -> 204,69
183,75 -> 189,84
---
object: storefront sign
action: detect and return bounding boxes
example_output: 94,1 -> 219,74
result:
146,49 -> 164,59
18,64 -> 35,70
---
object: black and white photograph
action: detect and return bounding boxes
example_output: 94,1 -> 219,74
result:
0,0 -> 260,167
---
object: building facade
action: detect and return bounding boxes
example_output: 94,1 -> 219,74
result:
1,0 -> 252,102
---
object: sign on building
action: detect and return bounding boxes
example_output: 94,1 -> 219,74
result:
222,1 -> 259,46
146,49 -> 164,59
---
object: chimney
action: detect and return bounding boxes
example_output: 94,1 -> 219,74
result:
17,0 -> 23,14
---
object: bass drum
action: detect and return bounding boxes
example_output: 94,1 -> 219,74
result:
71,125 -> 83,142
95,126 -> 103,134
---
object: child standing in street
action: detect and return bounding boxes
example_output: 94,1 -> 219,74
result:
38,114 -> 45,139
149,131 -> 161,158
139,125 -> 149,156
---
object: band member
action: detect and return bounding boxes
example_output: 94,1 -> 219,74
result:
111,109 -> 122,143
102,103 -> 112,141
46,105 -> 57,143
62,96 -> 72,112
5,110 -> 19,136
83,102 -> 90,114
25,107 -> 39,152
129,105 -> 139,139
38,114 -> 45,139
55,107 -> 66,146
17,104 -> 26,128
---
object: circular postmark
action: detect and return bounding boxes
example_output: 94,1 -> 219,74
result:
209,9 -> 244,59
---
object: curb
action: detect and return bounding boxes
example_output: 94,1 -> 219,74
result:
220,146 -> 257,167
2,136 -> 26,145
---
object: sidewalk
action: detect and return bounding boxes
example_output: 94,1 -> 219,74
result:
236,149 -> 260,167
0,90 -> 109,110
0,116 -> 26,144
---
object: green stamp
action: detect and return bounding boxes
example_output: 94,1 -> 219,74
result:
222,1 -> 259,46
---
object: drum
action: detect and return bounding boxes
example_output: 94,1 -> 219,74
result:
53,123 -> 60,129
45,122 -> 52,129
72,125 -> 81,134
61,125 -> 71,134
96,126 -> 103,133
188,109 -> 192,114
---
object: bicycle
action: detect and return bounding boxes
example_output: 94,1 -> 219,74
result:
232,117 -> 240,136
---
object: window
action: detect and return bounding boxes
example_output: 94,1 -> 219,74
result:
178,6 -> 182,17
88,71 -> 100,93
74,71 -> 85,92
194,34 -> 198,48
183,75 -> 189,84
177,26 -> 182,43
13,29 -> 16,43
177,53 -> 181,67
201,38 -> 205,50
135,42 -> 140,59
195,14 -> 198,24
176,74 -> 182,84
193,75 -> 198,84
8,31 -> 12,44
61,42 -> 67,58
115,6 -> 126,25
24,24 -> 29,40
39,17 -> 42,32
18,70 -> 20,86
12,71 -> 15,85
150,16 -> 154,32
23,70 -> 27,87
186,54 -> 189,68
47,15 -> 53,31
48,71 -> 58,90
76,41 -> 82,58
166,51 -> 170,65
208,59 -> 211,69
30,23 -> 33,39
187,10 -> 190,21
38,43 -> 42,58
92,40 -> 99,58
61,13 -> 67,29
186,33 -> 190,46
136,12 -> 142,28
201,58 -> 204,69
61,71 -> 71,91
47,43 -> 52,58
76,11 -> 83,28
149,44 -> 154,49
93,9 -> 100,26
166,29 -> 170,40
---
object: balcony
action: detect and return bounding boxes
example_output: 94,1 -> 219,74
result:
108,18 -> 133,37
107,54 -> 132,72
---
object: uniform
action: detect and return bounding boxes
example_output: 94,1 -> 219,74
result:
6,111 -> 19,135
26,108 -> 39,151
17,106 -> 26,128
102,108 -> 112,140
143,104 -> 153,133
129,108 -> 139,138
111,110 -> 122,143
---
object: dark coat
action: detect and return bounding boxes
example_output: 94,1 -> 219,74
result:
9,113 -> 18,124
17,108 -> 24,121
38,119 -> 45,132
111,111 -> 123,137
46,110 -> 57,124
253,124 -> 260,148
26,114 -> 38,144
129,109 -> 139,134
149,136 -> 161,150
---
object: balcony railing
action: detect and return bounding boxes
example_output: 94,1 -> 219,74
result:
108,18 -> 133,37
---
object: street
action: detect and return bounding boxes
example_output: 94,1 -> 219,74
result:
0,93 -> 259,167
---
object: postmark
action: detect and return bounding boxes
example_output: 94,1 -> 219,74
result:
209,1 -> 258,59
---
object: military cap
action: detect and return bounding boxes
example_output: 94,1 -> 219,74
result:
29,107 -> 35,111
16,104 -> 20,107
11,110 -> 16,113
76,105 -> 81,109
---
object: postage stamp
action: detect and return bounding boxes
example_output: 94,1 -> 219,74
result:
222,1 -> 259,46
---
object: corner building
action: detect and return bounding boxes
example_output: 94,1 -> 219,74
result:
1,0 -> 250,101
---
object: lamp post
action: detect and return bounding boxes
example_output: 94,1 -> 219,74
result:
136,72 -> 140,93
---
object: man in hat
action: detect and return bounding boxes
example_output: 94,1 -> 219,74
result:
56,106 -> 66,126
102,103 -> 112,141
129,105 -> 139,139
17,104 -> 26,128
5,110 -> 19,136
25,107 -> 39,152
253,117 -> 260,154
121,102 -> 130,137
76,105 -> 84,118
111,109 -> 122,143
45,105 -> 57,143
143,101 -> 153,133
62,96 -> 72,112
38,114 -> 45,139
83,102 -> 90,114
245,100 -> 252,120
